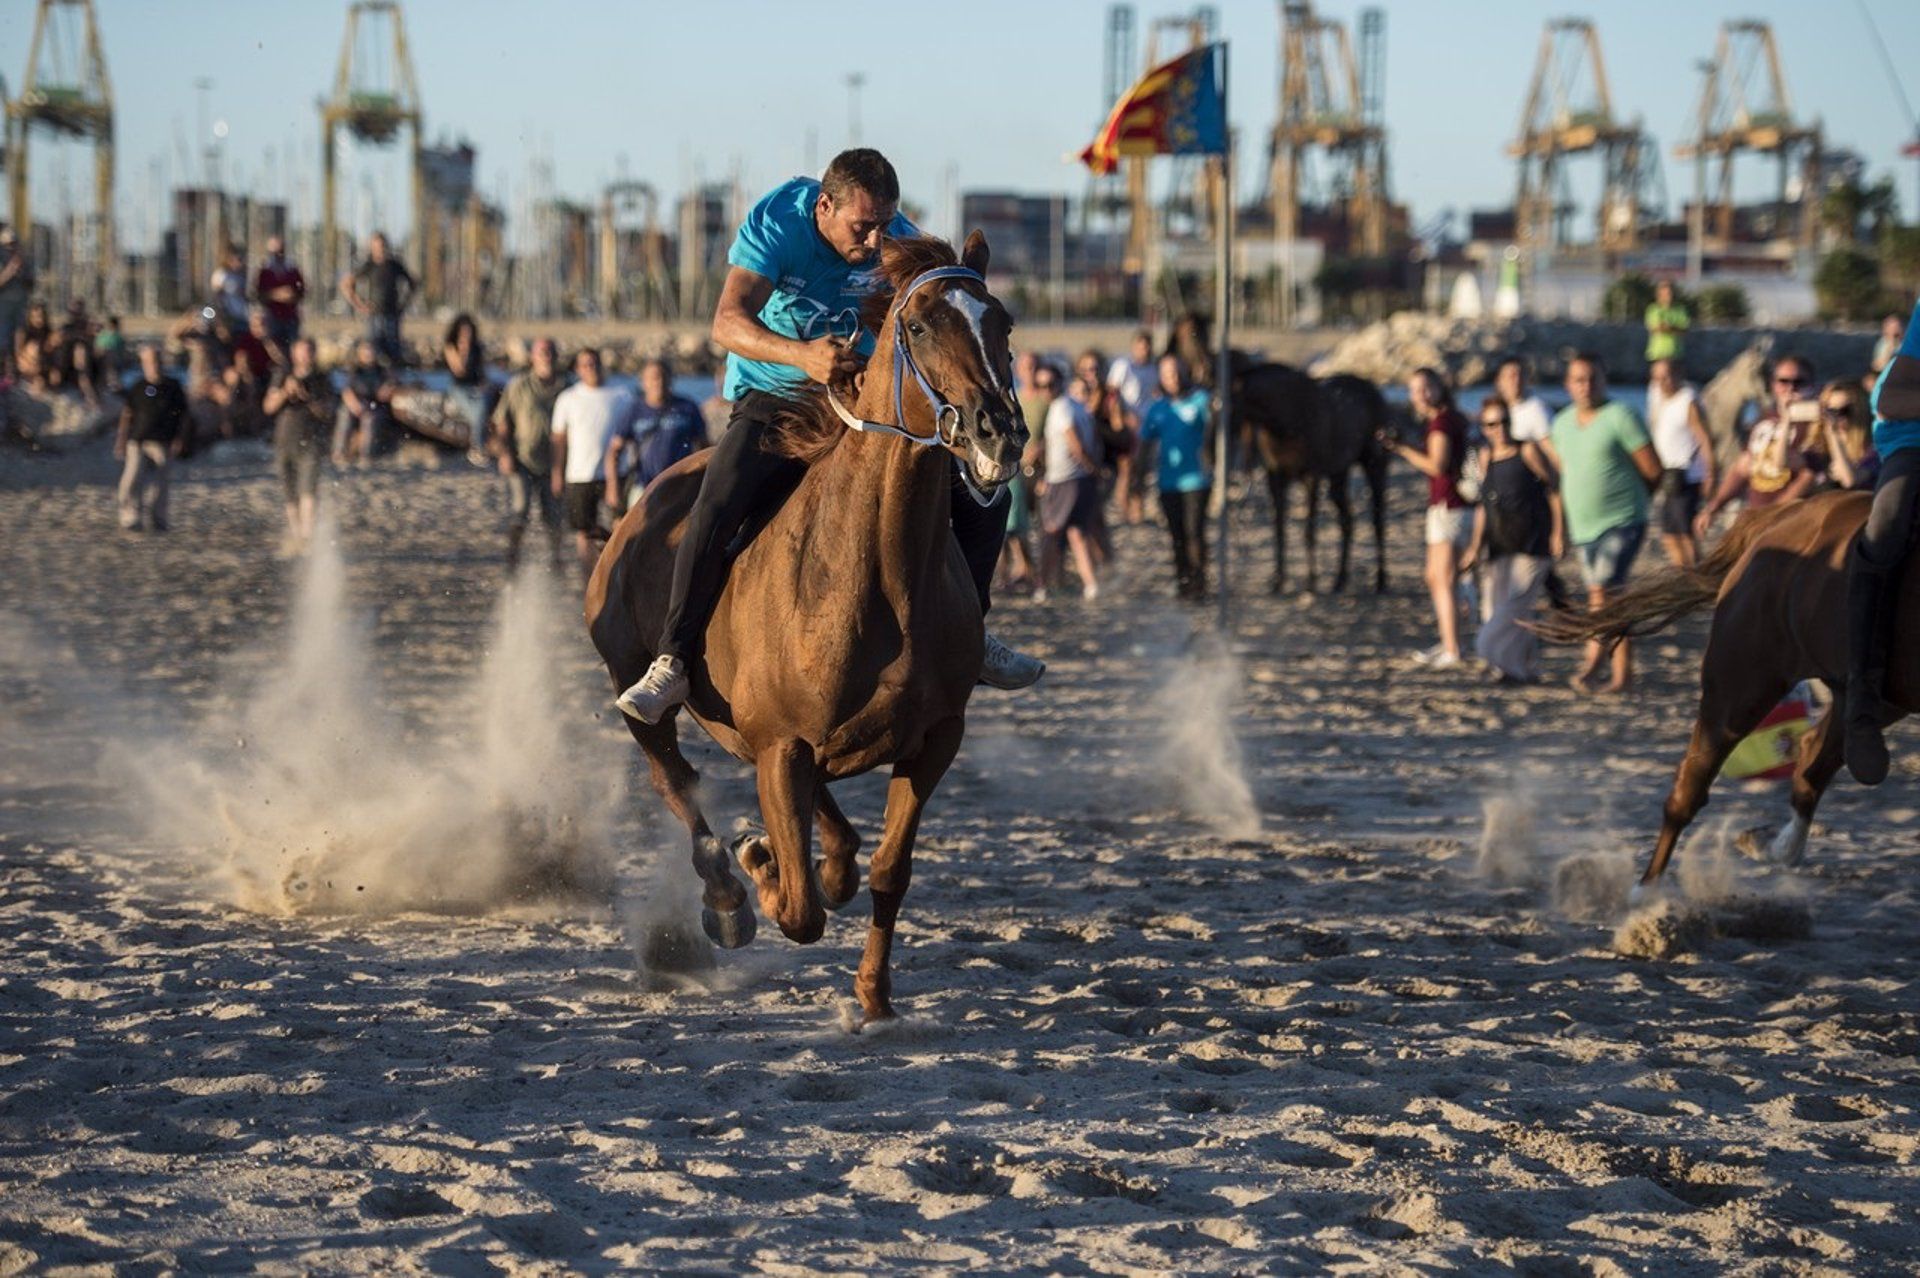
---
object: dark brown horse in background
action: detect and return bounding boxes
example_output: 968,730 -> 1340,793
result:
1542,492 -> 1914,894
1170,314 -> 1391,594
585,233 -> 1028,1022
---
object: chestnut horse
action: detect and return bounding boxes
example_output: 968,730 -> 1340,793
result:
1169,313 -> 1391,593
585,233 -> 1027,1022
1542,491 -> 1914,892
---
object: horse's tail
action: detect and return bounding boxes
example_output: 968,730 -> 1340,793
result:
1535,503 -> 1794,648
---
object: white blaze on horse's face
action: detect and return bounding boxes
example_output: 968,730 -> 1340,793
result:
945,287 -> 1005,396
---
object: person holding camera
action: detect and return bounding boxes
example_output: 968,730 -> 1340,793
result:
261,338 -> 338,558
1694,354 -> 1824,538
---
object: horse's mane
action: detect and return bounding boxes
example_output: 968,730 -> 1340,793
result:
767,235 -> 962,464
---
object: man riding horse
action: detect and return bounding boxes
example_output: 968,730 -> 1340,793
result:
616,149 -> 1044,723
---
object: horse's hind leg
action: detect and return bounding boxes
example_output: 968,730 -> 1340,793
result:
740,738 -> 825,944
624,716 -> 756,948
1330,473 -> 1356,593
1265,469 -> 1290,594
1770,707 -> 1846,867
814,783 -> 862,911
1364,452 -> 1389,593
856,716 -> 964,1023
1642,662 -> 1793,892
1303,480 -> 1321,593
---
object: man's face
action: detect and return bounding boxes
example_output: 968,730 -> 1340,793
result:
576,353 -> 602,387
369,235 -> 388,262
641,365 -> 667,402
267,237 -> 284,259
1132,336 -> 1153,364
1650,359 -> 1674,393
292,342 -> 314,374
1655,282 -> 1673,305
816,188 -> 894,265
1033,371 -> 1059,400
1773,361 -> 1811,410
531,341 -> 556,378
356,342 -> 377,367
1566,361 -> 1601,409
1495,363 -> 1522,402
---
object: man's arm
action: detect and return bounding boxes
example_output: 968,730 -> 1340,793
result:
261,371 -> 293,417
339,270 -> 365,314
549,403 -> 569,495
709,266 -> 860,387
1629,442 -> 1662,488
1686,399 -> 1718,490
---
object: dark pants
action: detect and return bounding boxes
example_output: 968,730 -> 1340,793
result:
659,391 -> 1005,663
1857,447 -> 1920,571
1159,487 -> 1211,595
367,314 -> 404,365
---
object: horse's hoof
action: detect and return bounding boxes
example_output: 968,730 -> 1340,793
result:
701,902 -> 757,949
733,833 -> 774,879
1626,878 -> 1669,909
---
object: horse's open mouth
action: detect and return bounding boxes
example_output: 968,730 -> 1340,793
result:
967,443 -> 1017,493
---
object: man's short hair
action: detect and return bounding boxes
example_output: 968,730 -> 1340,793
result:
641,356 -> 672,378
1495,354 -> 1527,378
1569,351 -> 1607,377
821,148 -> 900,205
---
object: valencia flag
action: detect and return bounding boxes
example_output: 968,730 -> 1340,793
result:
1079,42 -> 1227,175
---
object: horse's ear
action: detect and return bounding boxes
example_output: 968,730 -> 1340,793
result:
961,229 -> 990,276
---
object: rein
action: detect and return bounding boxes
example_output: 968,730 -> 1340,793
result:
824,264 -> 1006,507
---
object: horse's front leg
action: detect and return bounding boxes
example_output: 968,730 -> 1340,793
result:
740,738 -> 825,944
856,716 -> 964,1023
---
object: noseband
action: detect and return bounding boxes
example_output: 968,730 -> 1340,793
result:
825,264 -> 1012,507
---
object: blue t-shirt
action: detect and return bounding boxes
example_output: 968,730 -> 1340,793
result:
621,394 -> 706,487
1871,295 -> 1920,459
1139,389 -> 1213,493
723,176 -> 916,401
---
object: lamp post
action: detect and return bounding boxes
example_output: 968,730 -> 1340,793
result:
846,73 -> 866,146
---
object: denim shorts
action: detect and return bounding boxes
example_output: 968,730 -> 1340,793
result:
1577,521 -> 1646,591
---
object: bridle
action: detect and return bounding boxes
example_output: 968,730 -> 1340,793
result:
825,264 -> 1014,507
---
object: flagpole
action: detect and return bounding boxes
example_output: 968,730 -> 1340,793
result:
1213,41 -> 1234,631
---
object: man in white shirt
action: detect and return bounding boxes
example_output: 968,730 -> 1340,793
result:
1104,330 -> 1157,524
1646,357 -> 1718,567
1038,367 -> 1104,600
1495,356 -> 1551,443
550,347 -> 633,578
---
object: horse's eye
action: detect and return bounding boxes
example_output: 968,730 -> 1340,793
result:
907,321 -> 927,341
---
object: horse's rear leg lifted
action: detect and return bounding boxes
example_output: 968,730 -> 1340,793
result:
814,784 -> 862,911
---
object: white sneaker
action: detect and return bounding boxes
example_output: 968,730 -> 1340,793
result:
979,631 -> 1044,690
1429,650 -> 1463,670
1410,644 -> 1444,665
616,654 -> 690,723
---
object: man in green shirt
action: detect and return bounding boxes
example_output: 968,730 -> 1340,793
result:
1540,354 -> 1662,695
490,336 -> 567,569
1644,279 -> 1690,364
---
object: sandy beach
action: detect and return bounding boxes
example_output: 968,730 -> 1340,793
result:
2,435 -> 1917,1274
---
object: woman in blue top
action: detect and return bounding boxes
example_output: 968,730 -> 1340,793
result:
1845,293 -> 1920,784
1137,353 -> 1214,600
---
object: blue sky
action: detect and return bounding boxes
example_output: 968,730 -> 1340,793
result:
7,0 -> 1918,251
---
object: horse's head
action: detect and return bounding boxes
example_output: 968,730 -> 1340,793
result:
860,232 -> 1028,500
